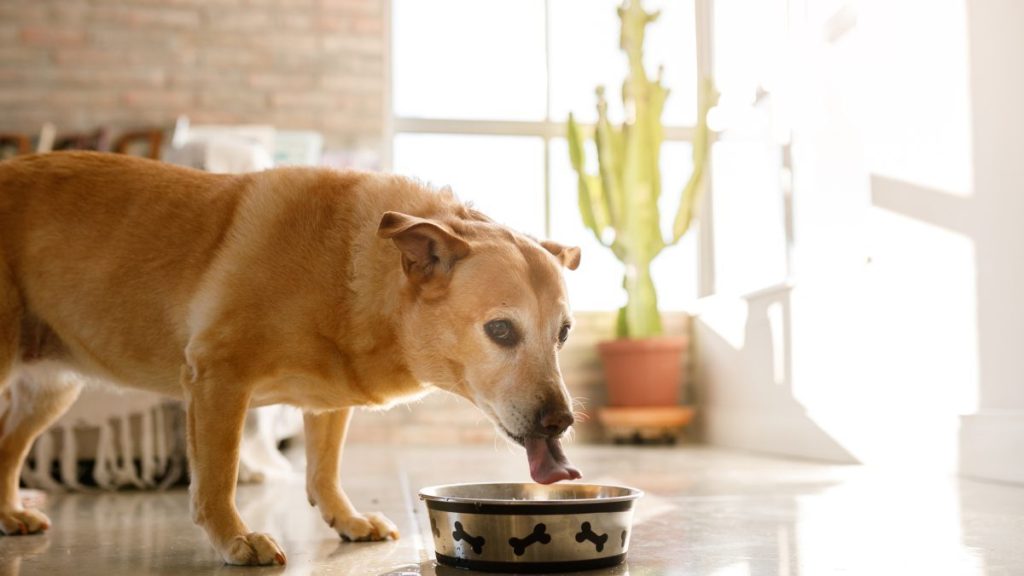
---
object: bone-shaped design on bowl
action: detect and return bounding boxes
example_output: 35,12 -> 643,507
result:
452,521 -> 485,554
575,521 -> 609,552
508,523 -> 551,556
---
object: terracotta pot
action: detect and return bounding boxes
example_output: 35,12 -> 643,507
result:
597,336 -> 688,407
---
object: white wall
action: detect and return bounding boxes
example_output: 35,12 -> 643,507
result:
958,0 -> 1024,483
698,0 -> 1024,482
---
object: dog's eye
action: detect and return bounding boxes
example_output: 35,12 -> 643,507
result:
558,323 -> 571,346
484,319 -> 519,347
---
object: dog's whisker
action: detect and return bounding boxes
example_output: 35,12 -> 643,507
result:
572,409 -> 591,423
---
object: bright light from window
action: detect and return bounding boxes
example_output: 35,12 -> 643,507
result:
714,0 -> 787,105
549,0 -> 697,126
392,0 -> 547,121
712,141 -> 787,295
392,134 -> 546,238
859,0 -> 972,197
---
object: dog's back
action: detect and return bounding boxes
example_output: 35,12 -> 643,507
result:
0,152 -> 251,390
0,151 -> 463,396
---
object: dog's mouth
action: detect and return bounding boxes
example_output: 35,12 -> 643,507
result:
498,423 -> 582,485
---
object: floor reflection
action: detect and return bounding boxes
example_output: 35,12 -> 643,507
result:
0,446 -> 1020,575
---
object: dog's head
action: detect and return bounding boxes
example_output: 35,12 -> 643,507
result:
378,210 -> 582,483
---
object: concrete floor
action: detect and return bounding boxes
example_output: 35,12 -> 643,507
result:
1,445 -> 1022,575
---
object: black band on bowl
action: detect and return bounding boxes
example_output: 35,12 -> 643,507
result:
435,552 -> 626,573
425,499 -> 634,515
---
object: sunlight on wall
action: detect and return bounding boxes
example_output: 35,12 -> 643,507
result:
858,0 -> 973,197
863,209 -> 979,417
791,208 -> 978,472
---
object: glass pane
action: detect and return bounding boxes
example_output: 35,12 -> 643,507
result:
653,141 -> 700,309
392,134 -> 546,238
392,0 -> 547,120
711,141 -> 787,295
549,139 -> 698,311
549,0 -> 697,126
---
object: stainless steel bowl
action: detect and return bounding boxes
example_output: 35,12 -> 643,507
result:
419,483 -> 643,573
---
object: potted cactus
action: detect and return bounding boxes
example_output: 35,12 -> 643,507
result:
567,0 -> 715,409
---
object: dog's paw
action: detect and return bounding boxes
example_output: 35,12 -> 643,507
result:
0,509 -> 51,536
220,532 -> 287,566
330,511 -> 400,542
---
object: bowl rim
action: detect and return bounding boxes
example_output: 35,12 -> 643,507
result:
418,482 -> 644,506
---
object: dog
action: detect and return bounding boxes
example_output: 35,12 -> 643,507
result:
0,151 -> 582,565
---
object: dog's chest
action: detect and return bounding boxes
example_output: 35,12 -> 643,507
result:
250,363 -> 428,410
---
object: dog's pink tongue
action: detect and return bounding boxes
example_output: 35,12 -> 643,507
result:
526,436 -> 582,484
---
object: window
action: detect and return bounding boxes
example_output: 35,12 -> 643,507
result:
390,0 -> 791,308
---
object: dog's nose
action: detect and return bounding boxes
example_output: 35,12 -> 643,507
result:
540,408 -> 574,437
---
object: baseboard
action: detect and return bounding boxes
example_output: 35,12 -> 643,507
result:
960,411 -> 1024,484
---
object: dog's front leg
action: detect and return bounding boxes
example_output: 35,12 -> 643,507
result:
303,408 -> 400,541
181,366 -> 286,566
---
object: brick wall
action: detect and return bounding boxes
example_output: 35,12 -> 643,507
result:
0,0 -> 386,155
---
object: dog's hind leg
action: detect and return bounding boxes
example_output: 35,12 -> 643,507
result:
0,366 -> 82,535
303,408 -> 400,542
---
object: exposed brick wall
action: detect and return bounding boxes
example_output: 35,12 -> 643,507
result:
0,0 -> 386,154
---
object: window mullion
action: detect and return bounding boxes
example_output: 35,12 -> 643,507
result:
695,0 -> 717,298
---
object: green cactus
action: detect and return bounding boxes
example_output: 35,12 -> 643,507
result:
567,0 -> 717,339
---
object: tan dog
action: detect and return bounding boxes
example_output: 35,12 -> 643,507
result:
0,151 -> 582,565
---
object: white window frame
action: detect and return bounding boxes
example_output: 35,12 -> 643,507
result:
383,0 -> 765,300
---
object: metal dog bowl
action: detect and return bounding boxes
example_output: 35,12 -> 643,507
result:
420,483 -> 643,573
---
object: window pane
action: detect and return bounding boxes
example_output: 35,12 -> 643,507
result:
549,138 -> 626,312
549,139 -> 698,311
549,0 -> 697,126
392,134 -> 546,237
653,141 -> 700,309
711,141 -> 787,295
393,0 -> 547,120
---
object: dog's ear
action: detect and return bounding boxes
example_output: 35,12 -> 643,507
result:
540,241 -> 581,271
377,211 -> 471,283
